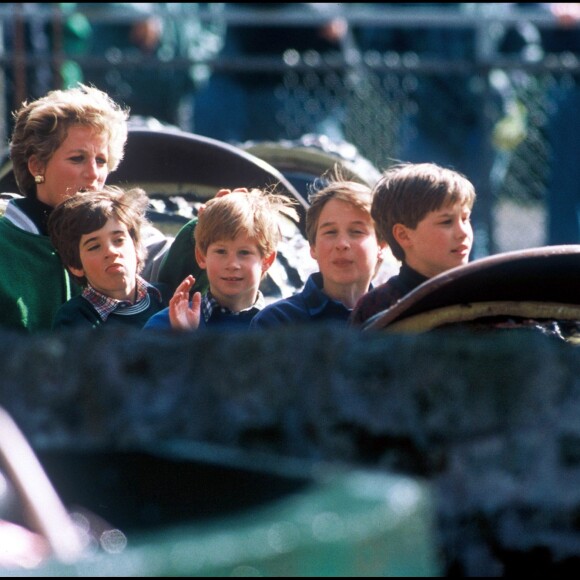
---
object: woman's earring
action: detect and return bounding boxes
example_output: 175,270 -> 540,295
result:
34,175 -> 45,184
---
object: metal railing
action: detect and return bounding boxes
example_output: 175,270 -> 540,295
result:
1,3 -> 579,255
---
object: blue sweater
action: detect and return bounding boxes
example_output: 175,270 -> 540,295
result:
144,296 -> 261,332
250,273 -> 353,329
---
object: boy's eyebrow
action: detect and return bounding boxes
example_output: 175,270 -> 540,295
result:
433,207 -> 471,217
82,237 -> 100,248
319,219 -> 370,228
81,230 -> 126,247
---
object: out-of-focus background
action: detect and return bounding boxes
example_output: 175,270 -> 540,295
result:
2,2 -> 580,258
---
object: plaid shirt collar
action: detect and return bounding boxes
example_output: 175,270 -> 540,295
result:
201,290 -> 266,323
82,275 -> 161,322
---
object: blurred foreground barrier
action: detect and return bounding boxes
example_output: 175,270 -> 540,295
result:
9,445 -> 438,577
0,326 -> 579,575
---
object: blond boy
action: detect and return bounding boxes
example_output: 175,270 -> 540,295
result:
251,177 -> 385,328
144,188 -> 297,331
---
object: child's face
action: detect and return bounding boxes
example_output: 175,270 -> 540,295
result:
310,199 -> 383,296
196,234 -> 275,312
395,202 -> 473,278
69,218 -> 139,302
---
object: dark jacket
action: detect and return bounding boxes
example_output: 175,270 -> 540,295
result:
53,283 -> 170,330
350,263 -> 428,327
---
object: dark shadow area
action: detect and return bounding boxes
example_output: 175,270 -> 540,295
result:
36,446 -> 313,533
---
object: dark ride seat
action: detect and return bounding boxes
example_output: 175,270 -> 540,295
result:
363,245 -> 580,342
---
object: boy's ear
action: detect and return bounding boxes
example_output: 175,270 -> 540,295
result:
195,246 -> 207,269
377,241 -> 388,262
262,251 -> 277,274
309,243 -> 318,263
68,265 -> 85,279
392,223 -> 412,249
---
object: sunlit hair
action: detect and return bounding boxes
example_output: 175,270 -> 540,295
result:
48,186 -> 150,286
371,162 -> 476,261
306,167 -> 375,246
10,84 -> 130,198
195,187 -> 299,258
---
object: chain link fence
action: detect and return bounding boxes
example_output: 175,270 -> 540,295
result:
277,61 -> 558,256
2,4 -> 579,257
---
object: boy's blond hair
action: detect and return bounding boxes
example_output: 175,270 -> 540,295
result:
306,175 -> 374,246
371,162 -> 476,261
194,188 -> 298,257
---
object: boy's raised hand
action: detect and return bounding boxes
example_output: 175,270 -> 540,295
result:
198,188 -> 250,216
169,275 -> 202,331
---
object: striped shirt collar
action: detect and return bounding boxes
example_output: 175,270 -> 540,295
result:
201,291 -> 266,324
82,276 -> 162,322
3,199 -> 41,234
